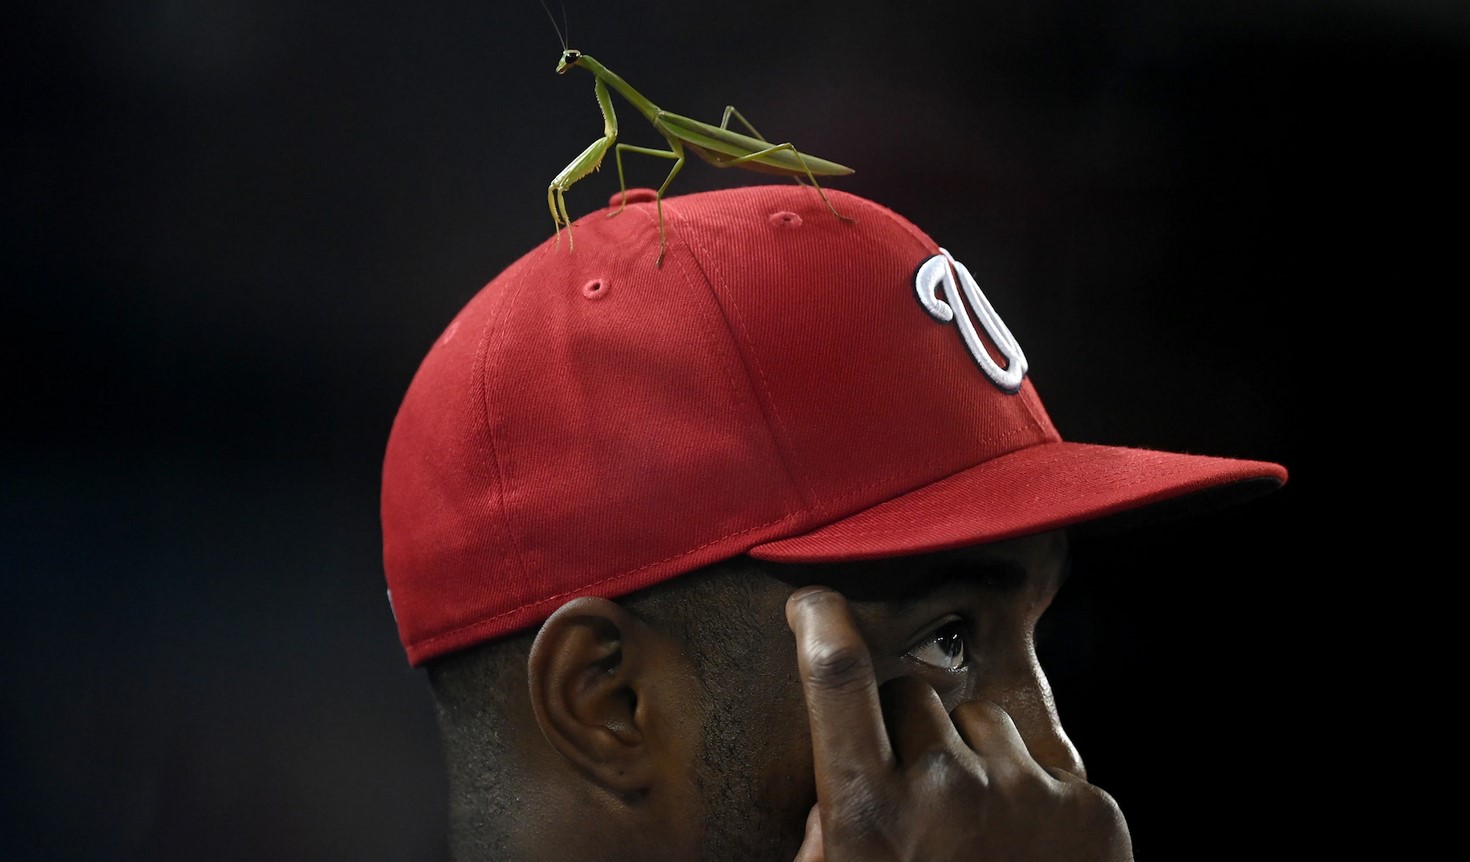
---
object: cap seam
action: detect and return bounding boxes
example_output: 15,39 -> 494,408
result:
658,199 -> 770,467
1016,383 -> 1051,437
665,190 -> 817,512
474,262 -> 536,587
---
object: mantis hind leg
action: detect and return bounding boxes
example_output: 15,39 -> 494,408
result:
720,106 -> 811,188
725,142 -> 853,223
720,105 -> 767,140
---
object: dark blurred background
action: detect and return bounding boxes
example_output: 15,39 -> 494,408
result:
2,0 -> 1452,859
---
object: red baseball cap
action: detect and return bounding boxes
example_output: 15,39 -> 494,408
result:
381,185 -> 1286,666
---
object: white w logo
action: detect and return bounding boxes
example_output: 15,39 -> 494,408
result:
914,249 -> 1028,393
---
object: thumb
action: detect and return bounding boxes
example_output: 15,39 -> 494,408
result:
791,804 -> 824,862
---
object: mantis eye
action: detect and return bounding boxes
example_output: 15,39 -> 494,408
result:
564,50 -> 581,62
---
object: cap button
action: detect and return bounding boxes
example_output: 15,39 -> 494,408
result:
609,188 -> 659,207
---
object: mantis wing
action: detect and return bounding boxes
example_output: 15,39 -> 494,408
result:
655,112 -> 855,178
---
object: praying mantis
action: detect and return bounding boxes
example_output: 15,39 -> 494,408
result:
546,47 -> 855,267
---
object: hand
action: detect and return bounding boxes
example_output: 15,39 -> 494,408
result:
786,586 -> 1134,862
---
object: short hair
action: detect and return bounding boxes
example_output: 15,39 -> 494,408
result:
425,554 -> 775,859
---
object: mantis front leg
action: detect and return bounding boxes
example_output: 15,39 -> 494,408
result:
549,137 -> 613,250
548,78 -> 619,251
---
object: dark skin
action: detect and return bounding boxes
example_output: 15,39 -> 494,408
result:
511,530 -> 1133,861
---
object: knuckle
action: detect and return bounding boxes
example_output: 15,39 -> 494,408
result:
829,778 -> 886,831
910,748 -> 971,789
1073,781 -> 1126,815
824,781 -> 915,859
958,698 -> 1011,726
1012,762 -> 1056,797
803,642 -> 873,693
1060,782 -> 1131,839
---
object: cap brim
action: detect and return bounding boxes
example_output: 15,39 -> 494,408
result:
748,442 -> 1286,563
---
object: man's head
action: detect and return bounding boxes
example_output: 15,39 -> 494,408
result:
380,185 -> 1285,860
426,531 -> 1079,861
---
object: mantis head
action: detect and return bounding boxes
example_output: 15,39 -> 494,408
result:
555,49 -> 583,75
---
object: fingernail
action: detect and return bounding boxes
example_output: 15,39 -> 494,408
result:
788,585 -> 832,603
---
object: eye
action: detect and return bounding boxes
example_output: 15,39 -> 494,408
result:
905,620 -> 968,671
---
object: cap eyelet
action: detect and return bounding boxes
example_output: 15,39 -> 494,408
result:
609,188 -> 659,207
769,211 -> 802,228
582,278 -> 609,300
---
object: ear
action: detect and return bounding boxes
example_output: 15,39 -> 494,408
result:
526,596 -> 659,795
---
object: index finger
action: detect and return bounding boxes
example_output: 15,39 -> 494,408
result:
786,586 -> 893,791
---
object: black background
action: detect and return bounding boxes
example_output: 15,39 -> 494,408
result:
3,1 -> 1451,859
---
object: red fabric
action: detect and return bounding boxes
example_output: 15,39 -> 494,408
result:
380,185 -> 1286,666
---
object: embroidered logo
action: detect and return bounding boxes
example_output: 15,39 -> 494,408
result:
914,248 -> 1028,393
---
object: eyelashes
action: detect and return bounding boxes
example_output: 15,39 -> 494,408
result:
903,619 -> 969,671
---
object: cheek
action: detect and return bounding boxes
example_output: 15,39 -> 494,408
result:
761,717 -> 815,811
752,672 -> 818,841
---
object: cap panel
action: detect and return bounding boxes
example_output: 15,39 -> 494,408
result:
381,260 -> 529,660
385,191 -> 811,663
677,188 -> 1057,532
483,204 -> 802,593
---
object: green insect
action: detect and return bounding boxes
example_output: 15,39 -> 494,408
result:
545,44 -> 855,267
